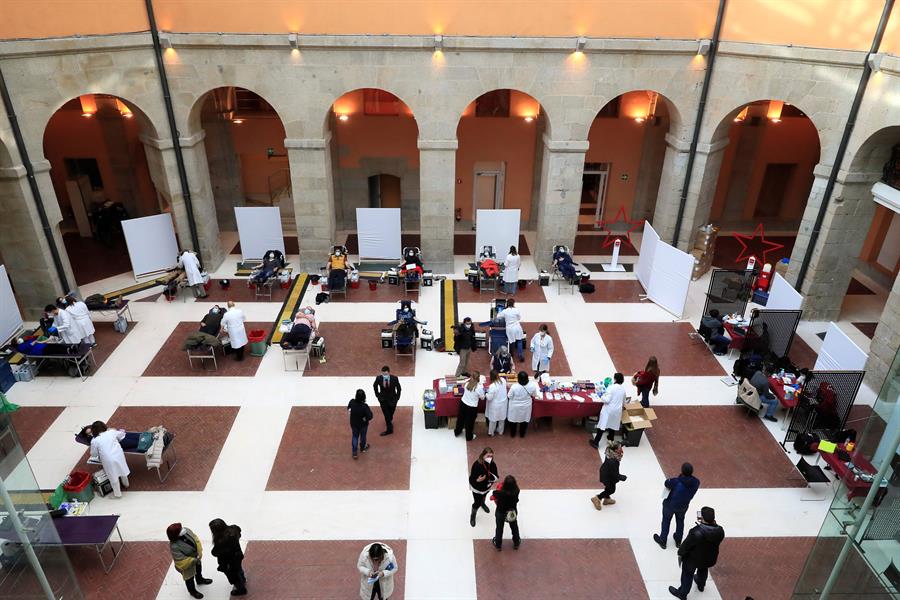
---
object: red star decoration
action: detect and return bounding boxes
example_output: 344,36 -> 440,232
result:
731,223 -> 785,265
596,205 -> 644,250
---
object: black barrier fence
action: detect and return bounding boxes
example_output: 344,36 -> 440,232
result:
782,370 -> 865,448
739,308 -> 802,361
701,269 -> 754,324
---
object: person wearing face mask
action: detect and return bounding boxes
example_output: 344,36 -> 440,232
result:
484,370 -> 509,436
199,306 -> 224,337
45,303 -> 83,345
326,247 -> 354,291
491,345 -> 515,375
454,370 -> 485,442
496,299 -> 525,362
529,324 -> 554,378
468,447 -> 499,527
453,317 -> 477,377
293,306 -> 319,338
373,365 -> 401,436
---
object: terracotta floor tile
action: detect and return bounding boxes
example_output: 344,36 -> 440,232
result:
68,541 -> 170,600
581,279 -> 645,303
75,406 -> 239,491
596,322 -> 726,376
232,237 -> 300,255
574,234 -> 640,256
242,540 -> 406,600
474,538 -> 648,599
31,321 -> 135,377
300,323 -> 416,377
464,418 -> 601,490
646,406 -> 805,488
9,406 -> 64,453
468,322 -> 571,377
711,537 -> 815,600
267,406 -> 411,490
788,336 -> 818,370
456,281 -> 547,303
136,292 -> 163,303
141,321 -> 270,377
852,322 -> 877,339
202,278 -> 290,303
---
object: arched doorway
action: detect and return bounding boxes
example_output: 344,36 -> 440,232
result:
42,94 -> 162,285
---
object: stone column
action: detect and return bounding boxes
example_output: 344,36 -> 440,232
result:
203,120 -> 244,231
0,161 -> 76,317
786,166 -> 880,321
418,139 -> 457,274
653,134 -> 729,250
533,136 -> 589,267
631,121 -> 668,222
285,136 -> 336,272
141,132 -> 225,271
865,273 -> 900,392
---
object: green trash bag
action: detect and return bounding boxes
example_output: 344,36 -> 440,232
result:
49,484 -> 66,510
0,392 -> 19,413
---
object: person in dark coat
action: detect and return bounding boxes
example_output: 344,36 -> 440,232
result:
654,462 -> 701,549
454,317 -> 477,377
468,447 -> 499,527
199,306 -> 224,336
348,389 -> 374,459
591,441 -> 626,510
373,365 -> 402,436
491,475 -> 520,550
669,506 -> 725,599
209,518 -> 247,596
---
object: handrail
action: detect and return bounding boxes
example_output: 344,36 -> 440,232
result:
268,168 -> 292,204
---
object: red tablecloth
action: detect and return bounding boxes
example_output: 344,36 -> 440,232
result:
723,321 -> 746,351
432,379 -> 601,419
817,443 -> 886,504
768,375 -> 799,409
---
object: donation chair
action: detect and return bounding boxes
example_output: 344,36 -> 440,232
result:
394,321 -> 417,361
478,246 -> 499,294
736,380 -> 761,415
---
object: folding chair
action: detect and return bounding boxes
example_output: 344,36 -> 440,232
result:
736,381 -> 761,415
282,346 -> 310,371
254,278 -> 274,301
329,275 -> 348,300
794,457 -> 832,501
187,345 -> 217,371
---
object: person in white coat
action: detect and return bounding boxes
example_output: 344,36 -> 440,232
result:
454,371 -> 485,442
46,303 -> 84,345
529,324 -> 554,377
64,295 -> 96,345
592,372 -> 627,448
357,542 -> 398,600
485,370 -> 509,436
507,370 -> 540,438
221,301 -> 248,361
178,250 -> 207,298
502,246 -> 521,295
89,421 -> 130,498
496,299 -> 525,362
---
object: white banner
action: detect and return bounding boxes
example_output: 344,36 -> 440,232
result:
0,265 -> 23,345
475,209 -> 521,261
235,206 -> 285,261
815,322 -> 868,371
636,220 -> 659,290
356,208 -> 401,259
647,240 -> 694,318
766,273 -> 803,310
121,213 -> 179,278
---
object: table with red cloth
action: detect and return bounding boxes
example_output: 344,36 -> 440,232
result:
768,375 -> 800,411
817,442 -> 887,505
723,321 -> 746,352
432,379 -> 601,419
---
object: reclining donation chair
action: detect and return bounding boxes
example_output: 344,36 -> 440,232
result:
477,245 -> 499,294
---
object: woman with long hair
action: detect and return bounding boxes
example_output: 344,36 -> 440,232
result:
502,246 -> 521,295
591,441 -> 626,511
506,371 -> 539,438
485,370 -> 509,436
209,518 -> 247,596
468,446 -> 499,526
357,542 -> 399,600
454,370 -> 484,441
634,356 -> 660,408
348,389 -> 374,459
491,474 -> 521,550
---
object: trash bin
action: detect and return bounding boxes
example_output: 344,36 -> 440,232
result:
248,329 -> 268,357
63,470 -> 94,503
369,280 -> 378,291
423,390 -> 442,429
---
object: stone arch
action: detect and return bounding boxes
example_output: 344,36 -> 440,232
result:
587,89 -> 685,142
454,88 -> 553,141
704,98 -> 825,150
322,87 -> 421,139
847,125 -> 900,174
41,93 -> 161,144
186,84 -> 290,139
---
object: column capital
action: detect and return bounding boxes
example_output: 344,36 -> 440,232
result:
664,133 -> 692,153
31,159 -> 52,174
139,131 -> 206,150
541,134 -> 589,153
284,133 -> 332,150
417,139 -> 458,151
0,165 -> 26,179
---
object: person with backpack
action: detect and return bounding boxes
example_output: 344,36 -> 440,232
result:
348,389 -> 374,459
654,462 -> 700,549
669,506 -> 725,599
491,474 -> 521,550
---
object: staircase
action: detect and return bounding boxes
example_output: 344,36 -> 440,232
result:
267,168 -> 295,231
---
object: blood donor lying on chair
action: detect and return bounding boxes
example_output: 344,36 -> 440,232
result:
326,247 -> 354,290
398,247 -> 424,279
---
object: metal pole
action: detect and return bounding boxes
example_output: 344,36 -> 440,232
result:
144,0 -> 202,261
0,66 -> 71,294
819,422 -> 900,598
0,476 -> 57,600
671,0 -> 727,248
794,0 -> 894,290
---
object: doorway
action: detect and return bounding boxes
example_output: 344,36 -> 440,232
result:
581,163 -> 610,228
367,174 -> 402,208
472,162 -> 505,225
755,163 -> 795,218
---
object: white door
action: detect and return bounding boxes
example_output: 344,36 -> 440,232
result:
473,162 -> 505,224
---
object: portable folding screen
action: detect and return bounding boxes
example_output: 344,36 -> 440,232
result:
121,213 -> 180,278
701,269 -> 754,321
766,273 -> 803,310
356,208 -> 401,260
815,322 -> 868,371
635,221 -> 659,290
234,207 -> 285,261
740,308 -> 803,361
782,370 -> 864,447
646,240 -> 694,318
0,265 -> 23,345
475,209 -> 521,261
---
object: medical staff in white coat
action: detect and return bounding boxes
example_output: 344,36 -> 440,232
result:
89,421 -> 130,498
502,246 -> 521,295
178,250 -> 207,298
507,370 -> 540,438
46,303 -> 84,345
485,370 -> 509,436
65,295 -> 96,345
222,301 -> 248,361
592,372 -> 626,448
529,324 -> 554,376
496,298 -> 525,362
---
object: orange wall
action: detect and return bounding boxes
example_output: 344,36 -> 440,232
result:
332,116 -> 420,169
585,117 -> 646,219
228,117 -> 288,198
1,1 -> 147,39
710,117 -> 820,221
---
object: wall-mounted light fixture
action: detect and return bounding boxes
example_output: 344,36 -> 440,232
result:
79,94 -> 97,118
523,115 -> 534,123
337,114 -> 349,122
232,118 -> 244,124
288,33 -> 299,50
434,35 -> 443,53
158,33 -> 172,49
697,39 -> 711,56
767,99 -> 784,123
634,116 -> 646,123
867,52 -> 885,73
575,36 -> 586,53
115,99 -> 133,118
733,106 -> 749,123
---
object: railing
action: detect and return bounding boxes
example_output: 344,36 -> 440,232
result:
268,168 -> 292,205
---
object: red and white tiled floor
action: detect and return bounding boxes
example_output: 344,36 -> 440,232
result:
6,230 -> 884,599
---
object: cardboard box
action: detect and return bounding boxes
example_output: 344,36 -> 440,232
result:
774,260 -> 789,277
622,402 -> 658,431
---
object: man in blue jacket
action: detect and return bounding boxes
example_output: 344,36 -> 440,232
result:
653,462 -> 700,549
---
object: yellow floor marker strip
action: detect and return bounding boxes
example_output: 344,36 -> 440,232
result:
268,272 -> 309,345
440,279 -> 458,353
101,274 -> 177,303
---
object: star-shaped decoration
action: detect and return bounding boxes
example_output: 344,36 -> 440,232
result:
731,223 -> 785,265
596,205 -> 644,250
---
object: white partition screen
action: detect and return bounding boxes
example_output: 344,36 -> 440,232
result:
636,221 -> 659,290
475,209 -> 521,261
766,273 -> 803,310
235,207 -> 285,261
815,322 -> 868,371
121,213 -> 180,278
0,265 -> 23,345
646,240 -> 694,318
356,208 -> 401,260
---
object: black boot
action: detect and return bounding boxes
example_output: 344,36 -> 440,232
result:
470,508 -> 477,527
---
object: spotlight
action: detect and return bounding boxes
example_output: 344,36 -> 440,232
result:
288,33 -> 299,50
158,33 -> 172,49
232,118 -> 244,124
575,36 -> 586,53
697,39 -> 711,56
634,116 -> 646,123
81,112 -> 94,118
524,115 -> 534,123
434,35 -> 443,52
867,53 -> 884,73
338,114 -> 349,122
